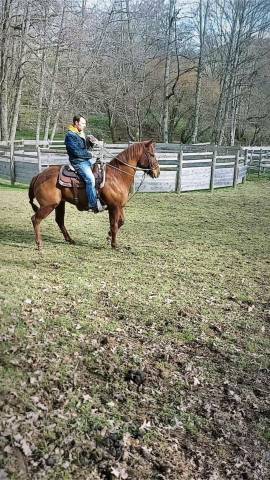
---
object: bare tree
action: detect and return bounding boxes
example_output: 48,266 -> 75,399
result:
43,2 -> 66,141
161,0 -> 175,142
35,1 -> 51,143
209,0 -> 270,145
0,0 -> 13,141
9,1 -> 31,143
191,0 -> 209,143
0,0 -> 270,145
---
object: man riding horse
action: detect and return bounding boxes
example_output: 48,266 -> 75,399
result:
64,115 -> 106,213
29,134 -> 160,250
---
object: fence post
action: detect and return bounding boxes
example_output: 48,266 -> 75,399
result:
210,145 -> 217,192
100,139 -> 104,164
37,145 -> 42,172
10,142 -> 15,185
258,148 -> 263,176
249,149 -> 253,175
175,146 -> 183,193
242,149 -> 248,184
130,140 -> 135,194
233,149 -> 240,188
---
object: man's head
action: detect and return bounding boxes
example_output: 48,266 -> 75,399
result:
73,115 -> 86,132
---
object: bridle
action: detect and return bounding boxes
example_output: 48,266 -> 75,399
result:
100,144 -> 159,203
104,144 -> 159,176
142,144 -> 159,172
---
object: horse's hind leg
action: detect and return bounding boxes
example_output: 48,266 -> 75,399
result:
55,202 -> 75,244
31,204 -> 58,250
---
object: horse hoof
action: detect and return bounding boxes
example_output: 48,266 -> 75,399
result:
68,239 -> 76,245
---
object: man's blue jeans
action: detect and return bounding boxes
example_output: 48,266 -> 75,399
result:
72,159 -> 97,209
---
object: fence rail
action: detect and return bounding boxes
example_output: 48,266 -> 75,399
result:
243,147 -> 270,175
0,140 -> 253,192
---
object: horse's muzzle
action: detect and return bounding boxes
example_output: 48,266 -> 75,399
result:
151,166 -> 160,178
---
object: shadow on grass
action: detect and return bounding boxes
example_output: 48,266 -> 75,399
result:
0,225 -> 109,250
0,225 -> 64,246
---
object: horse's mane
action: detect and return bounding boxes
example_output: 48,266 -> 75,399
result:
109,142 -> 143,166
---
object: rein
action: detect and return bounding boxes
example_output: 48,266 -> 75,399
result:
103,146 -> 158,174
126,172 -> 146,203
106,162 -> 135,177
102,159 -> 147,204
100,145 -> 152,203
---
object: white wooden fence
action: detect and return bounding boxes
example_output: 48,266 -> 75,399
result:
0,140 -> 252,192
242,147 -> 270,175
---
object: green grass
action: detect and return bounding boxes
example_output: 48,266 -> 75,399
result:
0,180 -> 270,479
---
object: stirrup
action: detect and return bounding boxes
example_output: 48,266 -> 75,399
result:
94,199 -> 106,213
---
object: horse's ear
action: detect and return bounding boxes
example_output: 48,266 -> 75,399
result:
144,139 -> 154,147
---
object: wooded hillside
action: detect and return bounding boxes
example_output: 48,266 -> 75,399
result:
1,0 -> 270,144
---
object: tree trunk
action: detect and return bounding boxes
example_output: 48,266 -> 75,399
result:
43,5 -> 66,142
212,5 -> 238,144
250,124 -> 260,146
191,0 -> 209,144
36,8 -> 48,144
81,0 -> 86,22
217,19 -> 242,145
162,0 -> 175,143
229,82 -> 240,146
9,6 -> 31,143
214,1 -> 248,145
0,77 -> 8,141
36,53 -> 46,144
50,110 -> 60,142
43,58 -> 60,142
0,0 -> 12,141
107,106 -> 116,143
162,55 -> 171,143
136,104 -> 142,141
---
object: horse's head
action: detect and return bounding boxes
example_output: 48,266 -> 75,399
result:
139,140 -> 160,178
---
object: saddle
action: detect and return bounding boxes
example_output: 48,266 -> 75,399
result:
58,162 -> 105,190
57,161 -> 106,209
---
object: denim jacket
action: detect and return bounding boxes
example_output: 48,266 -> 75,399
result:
65,128 -> 92,164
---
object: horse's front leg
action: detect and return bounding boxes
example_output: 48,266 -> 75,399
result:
107,207 -> 125,244
118,207 -> 125,231
108,207 -> 120,248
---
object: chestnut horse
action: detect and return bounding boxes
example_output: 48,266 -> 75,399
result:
28,140 -> 160,249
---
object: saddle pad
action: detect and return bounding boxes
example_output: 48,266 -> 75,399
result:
58,165 -> 84,188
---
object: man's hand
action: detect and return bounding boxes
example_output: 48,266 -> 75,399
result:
86,134 -> 103,150
87,134 -> 98,144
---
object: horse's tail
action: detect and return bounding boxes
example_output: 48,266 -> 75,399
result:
28,175 -> 39,212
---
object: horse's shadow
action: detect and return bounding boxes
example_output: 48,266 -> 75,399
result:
0,225 -> 128,252
0,225 -> 98,248
0,225 -> 65,247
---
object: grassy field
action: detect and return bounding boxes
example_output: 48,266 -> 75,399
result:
0,179 -> 269,479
